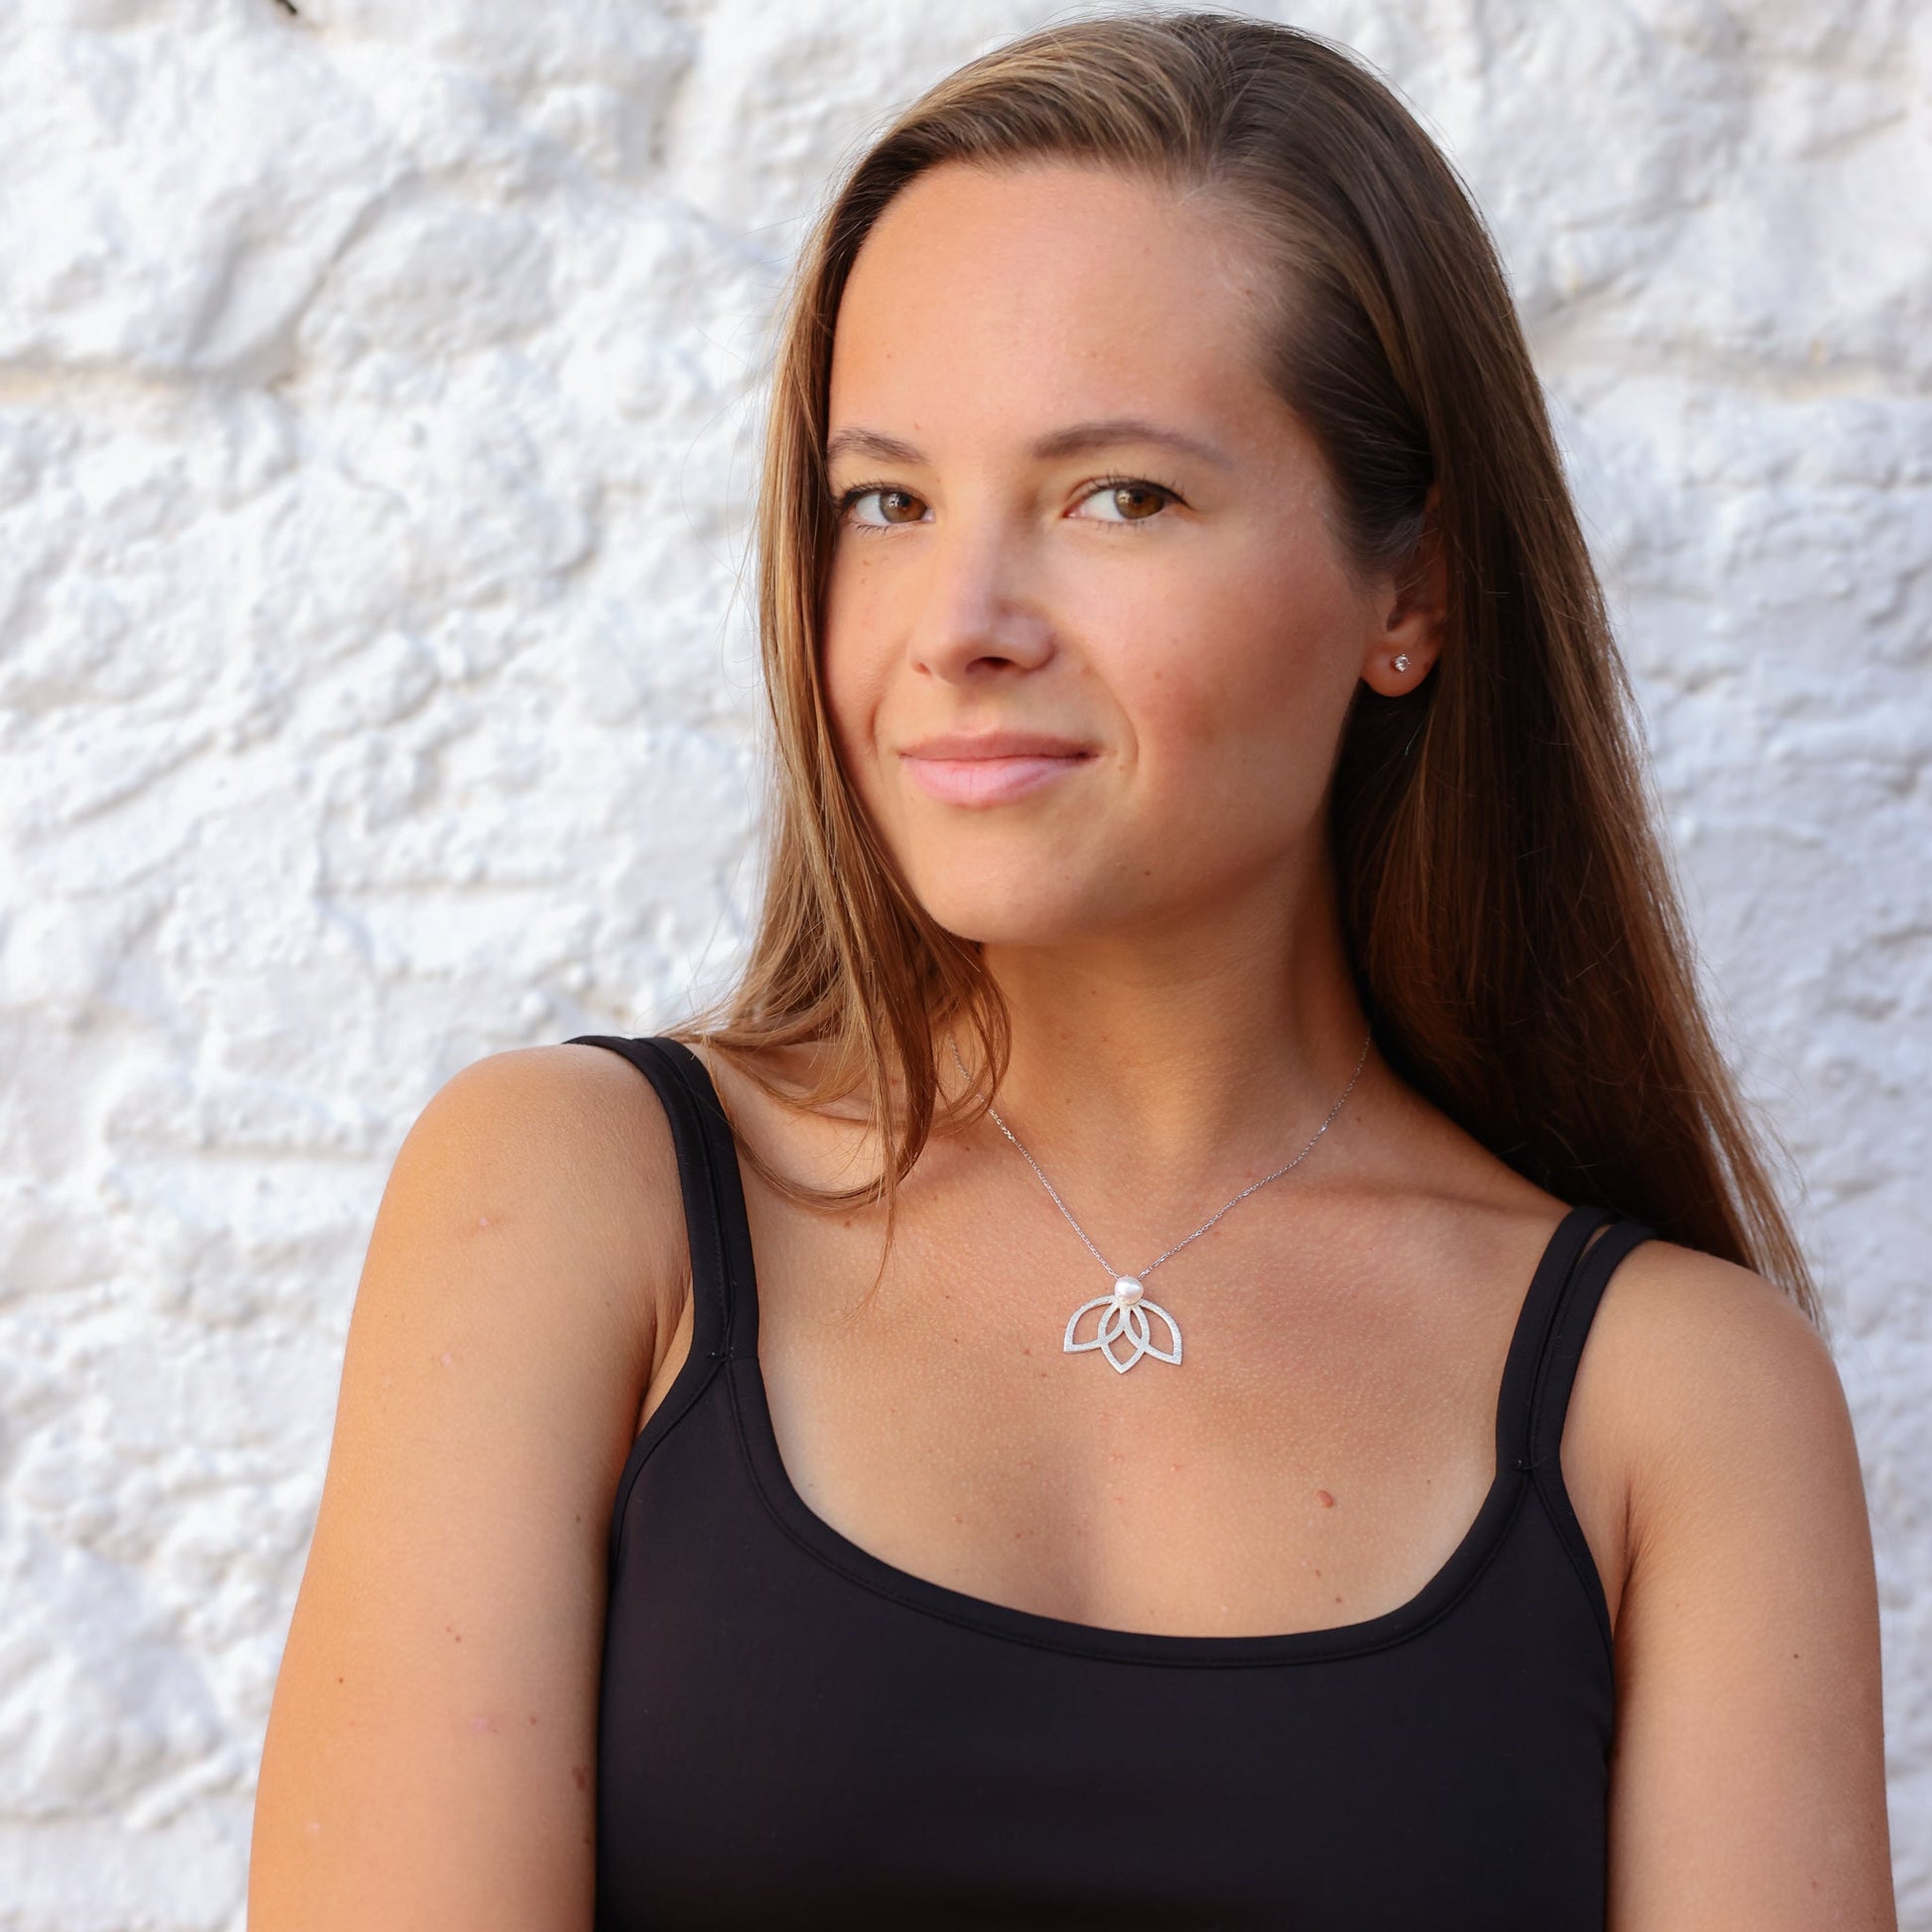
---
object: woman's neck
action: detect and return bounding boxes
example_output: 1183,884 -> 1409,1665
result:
965,888 -> 1376,1209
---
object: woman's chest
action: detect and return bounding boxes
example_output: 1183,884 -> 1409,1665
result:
718,1177 -> 1628,1641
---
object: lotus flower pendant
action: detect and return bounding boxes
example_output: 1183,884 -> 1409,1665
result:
1063,1275 -> 1182,1373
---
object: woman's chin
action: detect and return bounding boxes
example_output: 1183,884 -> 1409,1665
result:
915,882 -> 1123,952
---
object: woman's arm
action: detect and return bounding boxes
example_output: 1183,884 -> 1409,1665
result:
248,1043 -> 685,1930
1601,1242 -> 1896,1928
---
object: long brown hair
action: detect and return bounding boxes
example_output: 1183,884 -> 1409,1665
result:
671,8 -> 1821,1329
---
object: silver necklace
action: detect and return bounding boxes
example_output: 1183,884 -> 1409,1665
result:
949,1029 -> 1373,1374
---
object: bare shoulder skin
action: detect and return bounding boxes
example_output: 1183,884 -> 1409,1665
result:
1582,1240 -> 1893,1926
247,1041 -> 690,1931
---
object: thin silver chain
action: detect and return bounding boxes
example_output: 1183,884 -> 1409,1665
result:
946,1028 -> 1374,1282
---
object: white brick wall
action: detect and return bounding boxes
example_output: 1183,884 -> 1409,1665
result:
0,2 -> 1924,1924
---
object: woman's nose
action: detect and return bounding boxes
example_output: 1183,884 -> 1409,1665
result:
902,516 -> 1056,684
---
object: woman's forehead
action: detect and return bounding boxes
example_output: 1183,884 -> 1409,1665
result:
828,162 -> 1282,463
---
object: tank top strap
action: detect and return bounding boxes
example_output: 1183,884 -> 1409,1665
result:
1523,1209 -> 1658,1472
1492,1200 -> 1616,1475
1492,1204 -> 1659,1657
563,1034 -> 759,1363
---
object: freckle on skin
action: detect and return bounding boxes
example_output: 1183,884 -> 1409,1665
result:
573,1766 -> 590,1792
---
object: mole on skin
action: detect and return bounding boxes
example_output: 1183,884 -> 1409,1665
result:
1315,1489 -> 1335,1507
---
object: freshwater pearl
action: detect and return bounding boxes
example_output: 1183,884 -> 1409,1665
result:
1112,1275 -> 1144,1307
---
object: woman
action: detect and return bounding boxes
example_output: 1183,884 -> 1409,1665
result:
249,12 -> 1896,1927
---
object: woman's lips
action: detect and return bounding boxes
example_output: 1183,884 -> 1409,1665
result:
898,750 -> 1093,806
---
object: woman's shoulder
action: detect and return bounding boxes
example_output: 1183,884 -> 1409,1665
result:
1580,1234 -> 1890,1912
345,1038 -> 698,1461
1574,1225 -> 1872,1652
319,1037 -> 700,1490
248,1040 -> 693,1923
1501,1199 -> 1856,1651
1578,1229 -> 1852,1544
419,1039 -> 691,1312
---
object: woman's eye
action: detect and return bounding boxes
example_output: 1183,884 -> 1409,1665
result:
1074,479 -> 1179,524
839,485 -> 928,528
834,478 -> 1179,529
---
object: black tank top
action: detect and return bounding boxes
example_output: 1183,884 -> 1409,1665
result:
570,1033 -> 1657,1930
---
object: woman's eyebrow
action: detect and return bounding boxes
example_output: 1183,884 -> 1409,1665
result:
824,418 -> 1233,470
1031,418 -> 1233,468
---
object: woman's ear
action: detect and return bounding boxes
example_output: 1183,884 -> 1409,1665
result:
1360,485 -> 1446,695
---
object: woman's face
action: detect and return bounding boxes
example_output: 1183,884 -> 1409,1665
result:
820,160 -> 1419,950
